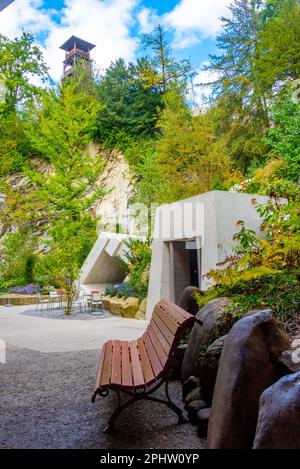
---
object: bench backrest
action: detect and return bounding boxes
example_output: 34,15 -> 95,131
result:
141,298 -> 197,381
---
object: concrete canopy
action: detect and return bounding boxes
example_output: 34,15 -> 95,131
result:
79,232 -> 130,294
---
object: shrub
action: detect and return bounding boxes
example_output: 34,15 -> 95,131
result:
196,196 -> 300,336
117,239 -> 152,300
13,284 -> 41,295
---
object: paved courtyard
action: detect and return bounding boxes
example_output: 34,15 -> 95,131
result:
0,305 -> 205,449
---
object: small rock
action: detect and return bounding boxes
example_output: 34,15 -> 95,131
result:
254,371 -> 300,449
184,387 -> 203,405
186,400 -> 208,423
182,376 -> 200,401
197,408 -> 211,438
278,349 -> 300,374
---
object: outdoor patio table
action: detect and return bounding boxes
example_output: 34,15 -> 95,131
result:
56,290 -> 65,308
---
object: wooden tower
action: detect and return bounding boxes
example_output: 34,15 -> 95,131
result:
60,35 -> 96,78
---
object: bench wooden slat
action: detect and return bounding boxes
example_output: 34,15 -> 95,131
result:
150,318 -> 172,356
161,299 -> 193,322
143,332 -> 163,377
100,340 -> 113,386
121,341 -> 133,387
93,299 -> 197,396
94,344 -> 107,391
154,304 -> 179,335
160,300 -> 190,325
137,337 -> 155,384
152,312 -> 175,346
129,340 -> 145,387
111,340 -> 122,386
147,325 -> 168,366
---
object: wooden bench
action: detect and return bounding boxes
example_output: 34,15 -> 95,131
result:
92,298 -> 202,432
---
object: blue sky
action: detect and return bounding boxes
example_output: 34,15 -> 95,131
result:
0,0 -> 231,95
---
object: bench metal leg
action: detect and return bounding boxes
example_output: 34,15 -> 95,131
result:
101,381 -> 188,434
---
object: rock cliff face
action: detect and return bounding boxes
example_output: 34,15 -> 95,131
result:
92,144 -> 136,232
0,144 -> 136,237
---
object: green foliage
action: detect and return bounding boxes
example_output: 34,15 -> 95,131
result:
0,231 -> 36,288
138,25 -> 194,93
265,89 -> 300,182
197,197 -> 300,334
0,32 -> 48,115
117,239 -> 152,300
95,58 -> 162,147
23,71 -> 105,314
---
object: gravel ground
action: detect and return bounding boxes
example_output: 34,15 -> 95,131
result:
20,308 -> 112,321
0,345 -> 206,449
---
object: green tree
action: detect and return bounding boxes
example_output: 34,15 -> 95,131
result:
153,89 -> 232,203
138,24 -> 194,93
25,72 -> 106,314
96,58 -> 162,146
0,32 -> 48,115
0,33 -> 47,175
265,88 -> 300,182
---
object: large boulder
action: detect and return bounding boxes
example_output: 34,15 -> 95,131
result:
207,310 -> 290,449
181,298 -> 233,382
199,335 -> 227,405
121,297 -> 140,318
178,286 -> 200,316
135,298 -> 147,320
109,297 -> 125,316
253,371 -> 300,449
102,295 -> 112,311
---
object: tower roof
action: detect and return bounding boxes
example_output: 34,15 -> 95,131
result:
60,36 -> 96,53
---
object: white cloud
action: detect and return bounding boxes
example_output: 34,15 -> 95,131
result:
0,0 -> 139,81
137,7 -> 159,34
163,0 -> 232,48
0,0 -> 53,38
188,62 -> 221,110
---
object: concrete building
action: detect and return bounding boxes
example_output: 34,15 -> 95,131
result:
146,190 -> 270,319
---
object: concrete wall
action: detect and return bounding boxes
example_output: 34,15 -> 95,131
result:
79,232 -> 129,289
146,191 -> 270,319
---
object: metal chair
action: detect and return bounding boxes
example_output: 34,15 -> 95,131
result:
36,293 -> 52,311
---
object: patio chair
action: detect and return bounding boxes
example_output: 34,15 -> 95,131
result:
36,293 -> 52,311
49,291 -> 61,309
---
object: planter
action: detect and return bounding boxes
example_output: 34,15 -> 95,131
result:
0,295 -> 46,306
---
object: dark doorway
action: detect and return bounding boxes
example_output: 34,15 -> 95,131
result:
172,241 -> 200,303
189,249 -> 199,287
